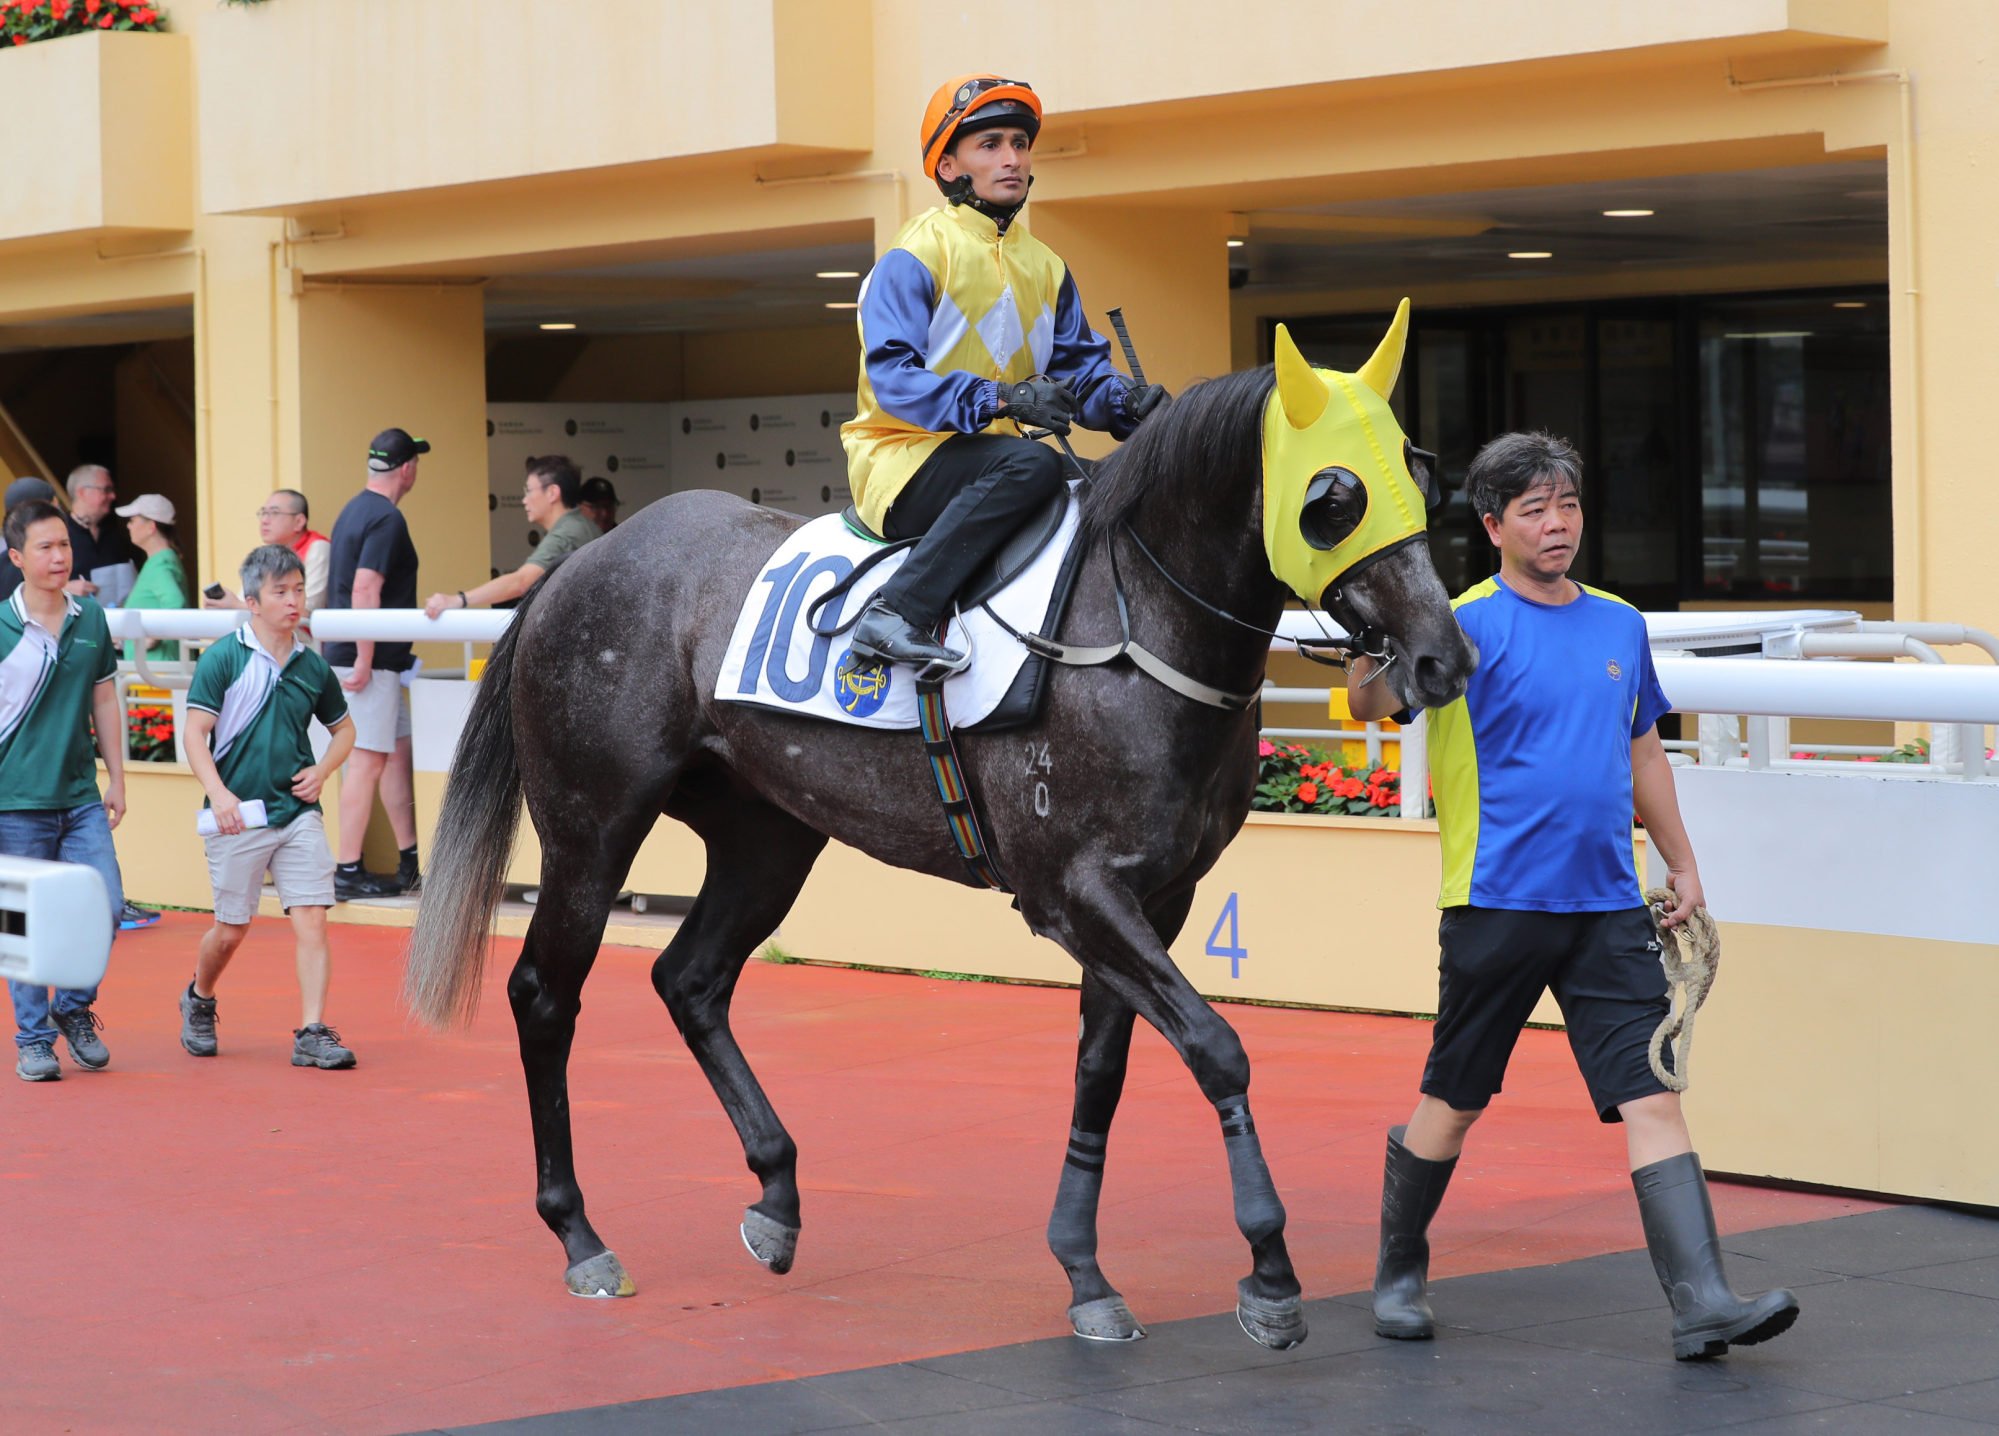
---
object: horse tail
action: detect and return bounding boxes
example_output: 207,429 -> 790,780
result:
403,578 -> 542,1029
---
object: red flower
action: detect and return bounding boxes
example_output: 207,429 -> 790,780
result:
1295,781 -> 1319,806
1257,740 -> 1275,758
97,12 -> 112,26
10,36 -> 23,45
132,3 -> 153,19
85,0 -> 99,13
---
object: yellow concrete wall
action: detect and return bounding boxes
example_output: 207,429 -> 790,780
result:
196,0 -> 872,215
0,32 -> 193,244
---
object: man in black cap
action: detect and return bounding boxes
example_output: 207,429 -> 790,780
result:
577,476 -> 620,535
323,427 -> 427,900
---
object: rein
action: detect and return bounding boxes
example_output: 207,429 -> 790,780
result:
980,433 -> 1400,709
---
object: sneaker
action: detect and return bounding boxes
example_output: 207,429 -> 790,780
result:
292,1023 -> 356,1069
14,1041 -> 59,1082
333,866 -> 402,902
180,982 -> 219,1057
119,902 -> 162,930
53,1007 -> 109,1070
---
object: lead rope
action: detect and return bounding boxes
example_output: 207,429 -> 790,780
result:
1645,888 -> 1719,1092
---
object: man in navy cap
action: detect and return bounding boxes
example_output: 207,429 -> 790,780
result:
323,427 -> 427,900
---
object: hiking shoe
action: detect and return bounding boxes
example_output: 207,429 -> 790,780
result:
333,866 -> 401,902
119,902 -> 162,930
293,1024 -> 356,1069
180,982 -> 219,1057
54,1007 -> 109,1070
15,1041 -> 59,1082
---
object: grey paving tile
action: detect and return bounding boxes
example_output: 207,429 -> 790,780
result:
1711,1402 -> 1999,1433
1505,1273 -> 1999,1401
1070,1332 -> 1845,1436
1724,1208 -> 1999,1278
871,1404 -> 1189,1434
909,1295 -> 1401,1400
1885,1254 -> 1999,1302
1888,1377 -> 1999,1427
440,1362 -> 1022,1435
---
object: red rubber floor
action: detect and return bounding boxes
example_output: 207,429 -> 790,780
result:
1,914 -> 1879,1434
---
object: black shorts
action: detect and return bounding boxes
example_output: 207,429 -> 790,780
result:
1420,905 -> 1672,1123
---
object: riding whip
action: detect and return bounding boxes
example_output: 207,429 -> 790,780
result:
1107,308 -> 1146,386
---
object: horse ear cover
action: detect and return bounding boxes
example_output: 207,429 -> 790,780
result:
1261,303 -> 1429,606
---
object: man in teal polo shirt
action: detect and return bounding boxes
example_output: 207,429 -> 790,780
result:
181,544 -> 359,1069
1,500 -> 127,1082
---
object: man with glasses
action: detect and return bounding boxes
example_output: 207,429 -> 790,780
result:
62,465 -> 138,607
424,455 -> 597,618
206,490 -> 333,619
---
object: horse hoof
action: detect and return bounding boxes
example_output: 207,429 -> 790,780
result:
565,1251 -> 635,1299
1070,1296 -> 1146,1342
1235,1278 -> 1307,1350
740,1208 -> 800,1275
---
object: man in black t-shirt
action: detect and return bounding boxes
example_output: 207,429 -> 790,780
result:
324,427 -> 426,900
62,465 -> 137,605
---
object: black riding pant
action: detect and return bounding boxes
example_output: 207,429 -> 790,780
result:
876,434 -> 1065,628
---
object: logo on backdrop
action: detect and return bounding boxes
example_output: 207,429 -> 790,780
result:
834,649 -> 892,716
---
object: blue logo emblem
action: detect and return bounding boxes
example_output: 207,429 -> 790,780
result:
834,647 -> 892,716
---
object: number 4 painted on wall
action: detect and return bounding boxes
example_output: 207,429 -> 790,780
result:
1206,892 -> 1247,979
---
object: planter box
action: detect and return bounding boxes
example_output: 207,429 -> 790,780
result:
0,31 -> 193,247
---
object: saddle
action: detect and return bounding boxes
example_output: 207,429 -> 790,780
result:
839,487 -> 1088,732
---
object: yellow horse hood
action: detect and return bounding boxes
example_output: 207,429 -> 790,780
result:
1262,299 -> 1428,608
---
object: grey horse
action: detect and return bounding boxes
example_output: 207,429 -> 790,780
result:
406,339 -> 1477,1348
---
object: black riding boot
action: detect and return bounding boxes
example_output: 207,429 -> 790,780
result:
1632,1152 -> 1800,1360
1372,1125 -> 1459,1339
850,598 -> 965,670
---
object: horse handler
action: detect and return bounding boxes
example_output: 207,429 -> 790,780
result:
1349,431 -> 1798,1361
180,544 -> 358,1069
841,73 -> 1168,672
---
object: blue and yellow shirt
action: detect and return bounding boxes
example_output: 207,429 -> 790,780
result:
842,202 -> 1135,534
1427,576 -> 1672,911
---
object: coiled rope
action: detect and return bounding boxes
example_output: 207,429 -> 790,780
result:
1645,888 -> 1719,1092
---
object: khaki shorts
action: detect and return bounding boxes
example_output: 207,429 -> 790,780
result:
204,810 -> 336,924
335,667 -> 413,754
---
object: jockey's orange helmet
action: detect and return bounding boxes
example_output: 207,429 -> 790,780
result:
919,75 -> 1042,183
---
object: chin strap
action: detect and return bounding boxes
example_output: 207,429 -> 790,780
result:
941,174 -> 1032,232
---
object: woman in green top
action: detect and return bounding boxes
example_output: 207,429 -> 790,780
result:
117,493 -> 191,661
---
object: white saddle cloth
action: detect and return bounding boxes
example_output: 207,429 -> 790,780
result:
714,496 -> 1081,730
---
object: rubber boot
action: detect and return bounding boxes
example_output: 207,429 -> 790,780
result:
1632,1152 -> 1800,1360
1372,1125 -> 1458,1339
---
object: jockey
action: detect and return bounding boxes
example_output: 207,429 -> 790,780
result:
842,74 -> 1168,670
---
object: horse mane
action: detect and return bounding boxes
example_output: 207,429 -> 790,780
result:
1079,364 -> 1275,541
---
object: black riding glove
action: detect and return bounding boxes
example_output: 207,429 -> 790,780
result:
1123,382 -> 1170,423
1002,377 -> 1079,435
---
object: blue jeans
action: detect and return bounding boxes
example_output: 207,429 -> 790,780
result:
0,803 -> 123,1049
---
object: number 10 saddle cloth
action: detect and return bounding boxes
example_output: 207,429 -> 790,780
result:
714,483 -> 1085,733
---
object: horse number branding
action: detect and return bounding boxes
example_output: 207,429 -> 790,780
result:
1025,741 -> 1053,818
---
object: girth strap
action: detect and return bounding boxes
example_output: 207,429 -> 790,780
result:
915,627 -> 1011,893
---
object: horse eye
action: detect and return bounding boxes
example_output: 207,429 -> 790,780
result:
1300,466 -> 1367,550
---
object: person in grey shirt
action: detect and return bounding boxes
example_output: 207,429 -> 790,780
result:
424,455 -> 598,617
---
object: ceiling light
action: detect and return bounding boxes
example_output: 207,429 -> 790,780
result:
1602,208 -> 1655,218
1226,239 -> 1245,249
1507,251 -> 1553,260
1832,300 -> 1867,309
816,270 -> 860,279
538,321 -> 576,331
825,301 -> 858,310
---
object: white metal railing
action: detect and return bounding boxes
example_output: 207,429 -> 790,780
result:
106,605 -> 1999,804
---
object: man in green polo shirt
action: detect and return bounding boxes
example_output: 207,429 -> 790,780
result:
181,544 -> 359,1069
1,500 -> 127,1082
423,454 -> 599,618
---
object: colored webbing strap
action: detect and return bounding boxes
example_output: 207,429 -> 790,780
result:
915,640 -> 1011,893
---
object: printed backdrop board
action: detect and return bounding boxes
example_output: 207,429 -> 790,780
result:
486,394 -> 857,573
